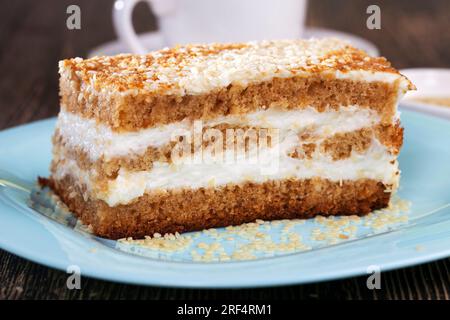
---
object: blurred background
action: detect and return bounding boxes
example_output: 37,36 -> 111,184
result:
1,0 -> 449,131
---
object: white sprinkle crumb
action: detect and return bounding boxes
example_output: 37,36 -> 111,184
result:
117,233 -> 194,253
415,245 -> 425,252
31,184 -> 411,263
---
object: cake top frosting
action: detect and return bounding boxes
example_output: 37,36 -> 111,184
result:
60,38 -> 412,96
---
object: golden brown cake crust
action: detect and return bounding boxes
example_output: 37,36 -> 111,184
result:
60,75 -> 401,131
49,175 -> 391,239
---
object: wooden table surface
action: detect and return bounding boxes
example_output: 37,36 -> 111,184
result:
1,0 -> 449,300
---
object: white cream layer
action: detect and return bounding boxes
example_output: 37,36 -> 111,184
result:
54,137 -> 399,207
56,105 -> 381,161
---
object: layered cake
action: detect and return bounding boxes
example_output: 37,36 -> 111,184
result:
49,39 -> 414,239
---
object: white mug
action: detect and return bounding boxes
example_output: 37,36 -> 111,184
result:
113,0 -> 308,54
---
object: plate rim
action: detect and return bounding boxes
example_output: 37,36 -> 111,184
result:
1,111 -> 450,288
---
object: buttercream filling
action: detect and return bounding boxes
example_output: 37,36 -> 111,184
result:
53,137 -> 399,206
56,105 -> 382,161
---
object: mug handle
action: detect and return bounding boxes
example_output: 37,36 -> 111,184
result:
113,0 -> 175,54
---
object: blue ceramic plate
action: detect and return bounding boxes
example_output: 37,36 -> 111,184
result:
1,108 -> 450,288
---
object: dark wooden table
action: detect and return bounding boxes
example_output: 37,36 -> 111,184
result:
1,0 -> 449,300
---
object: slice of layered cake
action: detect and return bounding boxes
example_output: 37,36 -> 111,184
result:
50,39 -> 414,239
